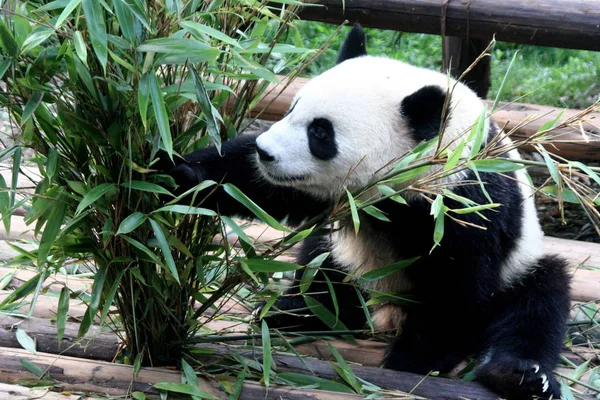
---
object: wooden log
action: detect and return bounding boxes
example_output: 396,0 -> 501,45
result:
0,347 -> 195,398
299,0 -> 600,52
206,345 -> 499,400
0,382 -> 103,399
0,347 -> 371,399
0,266 -> 93,294
0,290 -> 91,320
0,315 -> 119,361
250,76 -> 600,160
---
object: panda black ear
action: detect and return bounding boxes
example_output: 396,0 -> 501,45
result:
400,85 -> 448,142
337,25 -> 367,64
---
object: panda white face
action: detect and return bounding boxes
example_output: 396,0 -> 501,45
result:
255,54 -> 485,200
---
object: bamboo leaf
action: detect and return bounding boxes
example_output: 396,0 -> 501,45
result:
0,273 -> 42,308
0,21 -> 19,57
116,212 -> 147,235
223,184 -> 290,232
278,372 -> 353,393
282,226 -> 315,246
21,92 -> 44,126
154,205 -> 216,216
73,31 -> 88,65
191,65 -> 221,152
383,165 -> 431,185
122,235 -> 161,264
470,159 -> 525,173
38,196 -> 67,266
153,382 -> 218,399
327,343 -> 363,394
300,252 -> 329,294
56,287 -> 70,343
304,297 -> 347,330
75,183 -> 115,215
181,21 -> 241,48
116,0 -> 150,30
16,328 -> 37,354
377,185 -> 407,205
221,216 -> 255,249
354,287 -> 374,333
346,189 -> 360,235
537,111 -> 564,133
10,146 -> 21,209
244,259 -> 300,273
261,319 -> 273,387
122,180 -> 174,196
19,357 -> 45,378
138,72 -> 149,128
148,73 -> 173,158
137,38 -> 220,64
359,257 -> 420,284
78,264 -> 107,337
491,50 -> 518,113
21,27 -> 53,53
82,0 -> 108,72
469,107 -> 488,158
113,0 -> 136,43
149,219 -> 179,284
55,0 -> 82,28
99,269 -> 126,325
362,205 -> 390,222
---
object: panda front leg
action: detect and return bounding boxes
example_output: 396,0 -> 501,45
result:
158,133 -> 328,225
380,306 -> 475,375
475,255 -> 570,399
259,237 -> 367,331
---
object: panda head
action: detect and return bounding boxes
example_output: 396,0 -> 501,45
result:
255,26 -> 486,200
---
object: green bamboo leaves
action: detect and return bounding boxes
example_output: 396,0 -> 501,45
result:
82,0 -> 108,72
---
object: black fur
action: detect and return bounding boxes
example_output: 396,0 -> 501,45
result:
308,118 -> 338,160
163,131 -> 569,400
161,28 -> 571,400
157,134 -> 327,227
337,25 -> 367,64
401,85 -> 448,142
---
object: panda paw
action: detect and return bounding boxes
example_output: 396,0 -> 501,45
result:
476,356 -> 561,400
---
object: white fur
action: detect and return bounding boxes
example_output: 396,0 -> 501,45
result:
257,55 -> 544,285
498,145 -> 545,285
256,56 -> 485,200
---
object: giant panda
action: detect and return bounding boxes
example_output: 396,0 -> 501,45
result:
162,26 -> 570,399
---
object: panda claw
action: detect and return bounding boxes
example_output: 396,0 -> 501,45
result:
541,374 -> 549,392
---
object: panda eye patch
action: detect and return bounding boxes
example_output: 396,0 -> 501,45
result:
308,118 -> 333,140
307,118 -> 337,160
311,126 -> 327,140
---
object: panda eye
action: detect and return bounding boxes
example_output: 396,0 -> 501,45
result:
311,126 -> 328,140
308,118 -> 334,140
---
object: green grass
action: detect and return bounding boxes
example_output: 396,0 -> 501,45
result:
293,22 -> 600,109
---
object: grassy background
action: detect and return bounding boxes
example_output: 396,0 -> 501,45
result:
293,22 -> 600,109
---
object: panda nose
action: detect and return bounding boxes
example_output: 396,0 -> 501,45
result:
256,145 -> 275,162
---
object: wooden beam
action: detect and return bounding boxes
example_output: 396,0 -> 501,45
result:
299,0 -> 600,52
250,77 -> 600,160
0,347 -> 370,399
206,345 -> 499,400
0,315 -> 119,361
0,347 -> 198,398
443,37 -> 491,98
0,382 -> 104,399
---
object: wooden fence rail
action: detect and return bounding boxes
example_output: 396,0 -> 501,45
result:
249,76 -> 600,159
300,0 -> 600,51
